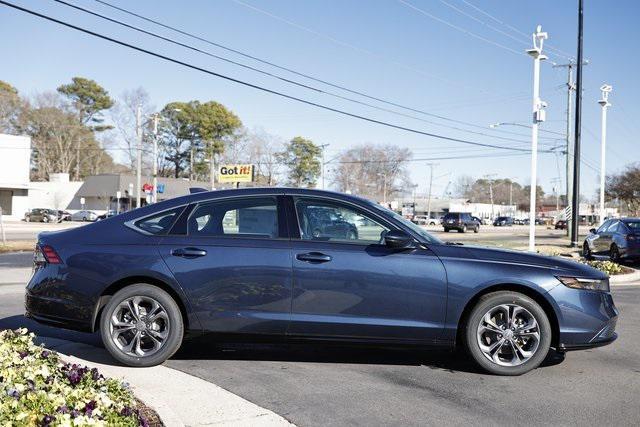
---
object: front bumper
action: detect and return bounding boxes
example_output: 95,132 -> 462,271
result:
548,284 -> 619,350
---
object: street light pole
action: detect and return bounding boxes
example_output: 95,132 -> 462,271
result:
598,84 -> 612,225
319,143 -> 329,190
135,104 -> 142,209
426,163 -> 436,220
526,25 -> 548,252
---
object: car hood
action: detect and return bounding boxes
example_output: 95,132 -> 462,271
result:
431,244 -> 607,278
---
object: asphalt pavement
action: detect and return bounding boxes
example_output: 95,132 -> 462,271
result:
1,252 -> 639,426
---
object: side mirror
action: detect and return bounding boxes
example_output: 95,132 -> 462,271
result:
589,228 -> 597,234
384,230 -> 414,249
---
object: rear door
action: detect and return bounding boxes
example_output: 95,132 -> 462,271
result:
592,220 -> 612,254
287,195 -> 448,342
158,195 -> 292,335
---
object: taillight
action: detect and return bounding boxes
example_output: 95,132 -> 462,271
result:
40,244 -> 62,264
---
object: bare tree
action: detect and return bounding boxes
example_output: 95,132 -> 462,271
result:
331,144 -> 413,200
111,88 -> 155,172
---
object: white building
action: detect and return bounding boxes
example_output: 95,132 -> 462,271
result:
0,134 -> 30,220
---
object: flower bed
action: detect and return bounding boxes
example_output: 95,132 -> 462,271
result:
579,259 -> 634,276
0,328 -> 149,426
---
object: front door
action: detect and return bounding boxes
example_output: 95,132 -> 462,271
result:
159,195 -> 292,335
288,196 -> 448,342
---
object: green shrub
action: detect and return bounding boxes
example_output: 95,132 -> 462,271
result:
0,328 -> 147,426
579,260 -> 624,276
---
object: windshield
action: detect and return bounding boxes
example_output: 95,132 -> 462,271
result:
369,202 -> 442,244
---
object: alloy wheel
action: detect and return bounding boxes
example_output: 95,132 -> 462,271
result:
476,303 -> 541,367
109,296 -> 170,357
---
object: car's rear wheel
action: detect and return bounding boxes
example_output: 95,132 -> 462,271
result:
100,284 -> 184,367
463,291 -> 551,375
610,244 -> 621,263
474,225 -> 479,233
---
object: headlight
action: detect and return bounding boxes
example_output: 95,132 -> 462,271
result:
557,276 -> 610,292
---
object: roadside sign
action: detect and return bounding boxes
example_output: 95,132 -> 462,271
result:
116,191 -> 121,199
157,183 -> 165,194
218,164 -> 254,183
80,197 -> 85,207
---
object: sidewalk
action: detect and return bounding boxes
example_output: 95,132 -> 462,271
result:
37,337 -> 294,427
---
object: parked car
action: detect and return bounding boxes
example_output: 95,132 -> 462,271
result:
58,210 -> 71,222
442,212 -> 479,233
554,220 -> 568,230
304,205 -> 358,240
412,215 -> 438,226
493,216 -> 514,226
96,210 -> 118,221
25,208 -> 59,223
471,216 -> 486,226
70,210 -> 98,222
583,218 -> 640,262
26,188 -> 618,375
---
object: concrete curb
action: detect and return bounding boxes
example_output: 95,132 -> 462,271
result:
36,337 -> 294,427
610,268 -> 640,285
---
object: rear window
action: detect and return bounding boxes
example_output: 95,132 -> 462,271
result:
443,213 -> 459,220
133,207 -> 184,235
624,221 -> 640,231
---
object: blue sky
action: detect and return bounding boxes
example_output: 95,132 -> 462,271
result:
1,0 -> 638,199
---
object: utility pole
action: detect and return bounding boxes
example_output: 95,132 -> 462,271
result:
135,104 -> 142,209
526,25 -> 548,252
598,84 -> 612,225
484,174 -> 497,220
319,143 -> 329,190
209,142 -> 216,190
570,0 -> 584,248
152,114 -> 159,203
426,163 -> 437,220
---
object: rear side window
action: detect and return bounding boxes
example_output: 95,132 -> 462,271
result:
189,197 -> 278,238
134,207 -> 184,235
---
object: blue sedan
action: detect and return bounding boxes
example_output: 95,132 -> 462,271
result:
583,218 -> 640,262
26,188 -> 618,375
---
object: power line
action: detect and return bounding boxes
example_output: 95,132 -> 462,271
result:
229,0 -> 500,96
396,0 -> 525,56
48,0 -> 540,146
91,0 -> 558,142
1,0 -> 546,155
458,0 -> 575,60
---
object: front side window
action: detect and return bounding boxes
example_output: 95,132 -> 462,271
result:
606,221 -> 620,233
134,207 -> 184,235
189,197 -> 278,238
295,198 -> 389,244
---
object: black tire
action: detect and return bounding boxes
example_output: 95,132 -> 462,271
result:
459,225 -> 466,233
444,228 -> 450,233
583,242 -> 592,260
462,291 -> 552,376
474,225 -> 479,233
100,284 -> 184,367
610,244 -> 620,263
42,216 -> 49,223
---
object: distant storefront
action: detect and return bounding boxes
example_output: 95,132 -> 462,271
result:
0,134 -> 30,220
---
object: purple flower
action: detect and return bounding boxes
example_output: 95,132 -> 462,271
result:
26,379 -> 35,391
120,406 -> 133,417
56,405 -> 69,414
90,368 -> 102,381
70,409 -> 80,419
84,400 -> 97,412
65,365 -> 88,386
138,414 -> 149,427
41,350 -> 50,359
41,414 -> 55,426
18,351 -> 28,359
7,388 -> 19,399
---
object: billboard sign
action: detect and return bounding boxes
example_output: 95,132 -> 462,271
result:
218,164 -> 254,183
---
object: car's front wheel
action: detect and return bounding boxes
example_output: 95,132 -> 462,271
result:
463,291 -> 551,375
100,284 -> 184,367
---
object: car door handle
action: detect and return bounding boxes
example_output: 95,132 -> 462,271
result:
171,247 -> 207,258
296,252 -> 332,263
